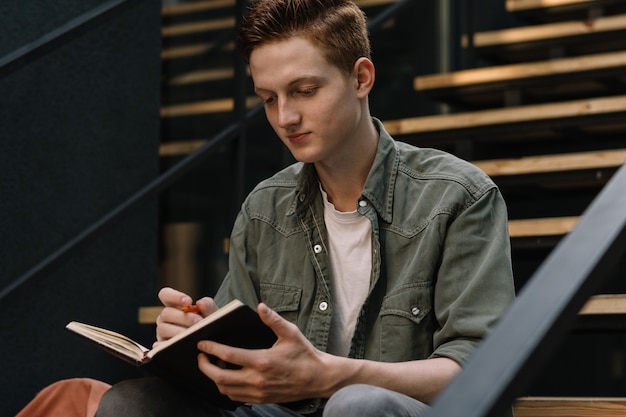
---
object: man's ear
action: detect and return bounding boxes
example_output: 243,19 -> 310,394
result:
354,57 -> 375,98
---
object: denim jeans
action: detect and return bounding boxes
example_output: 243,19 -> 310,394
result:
94,377 -> 430,417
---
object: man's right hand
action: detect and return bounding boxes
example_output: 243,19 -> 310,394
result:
154,287 -> 218,347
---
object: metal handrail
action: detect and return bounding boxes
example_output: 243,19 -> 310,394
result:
367,0 -> 413,29
427,161 -> 626,417
0,0 -> 145,79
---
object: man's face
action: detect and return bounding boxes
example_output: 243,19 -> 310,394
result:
249,36 -> 367,167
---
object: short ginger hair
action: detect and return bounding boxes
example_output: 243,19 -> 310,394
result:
236,0 -> 371,76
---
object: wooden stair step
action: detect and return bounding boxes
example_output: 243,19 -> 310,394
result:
161,42 -> 234,60
160,96 -> 260,118
472,148 -> 626,177
159,140 -> 206,157
383,94 -> 626,142
464,13 -> 626,62
508,216 -> 578,238
162,0 -> 234,17
343,0 -> 399,6
507,0 -> 618,12
580,294 -> 626,315
162,17 -> 235,38
513,396 -> 626,416
138,306 -> 163,324
345,0 -> 399,5
165,66 -> 251,87
506,0 -> 626,20
168,67 -> 236,86
466,13 -> 626,49
414,50 -> 626,107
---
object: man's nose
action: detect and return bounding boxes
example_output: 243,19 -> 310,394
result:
277,99 -> 300,127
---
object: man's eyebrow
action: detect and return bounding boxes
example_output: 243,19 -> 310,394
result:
254,75 -> 321,94
254,86 -> 271,95
288,75 -> 320,86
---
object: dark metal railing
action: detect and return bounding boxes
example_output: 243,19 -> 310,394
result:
427,161 -> 626,417
367,0 -> 414,29
463,0 -> 476,69
0,0 -> 145,79
231,0 -> 251,223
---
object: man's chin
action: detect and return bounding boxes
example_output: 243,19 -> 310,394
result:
287,149 -> 319,164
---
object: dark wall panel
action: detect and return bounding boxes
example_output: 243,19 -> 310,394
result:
0,1 -> 162,415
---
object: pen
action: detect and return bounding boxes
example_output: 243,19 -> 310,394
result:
182,305 -> 200,314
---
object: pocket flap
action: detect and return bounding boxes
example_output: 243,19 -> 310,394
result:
380,285 -> 432,324
260,283 -> 302,312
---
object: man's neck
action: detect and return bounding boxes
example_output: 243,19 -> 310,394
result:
315,120 -> 379,212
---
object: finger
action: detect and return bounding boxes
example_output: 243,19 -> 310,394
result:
158,305 -> 202,327
156,306 -> 201,344
195,297 -> 218,317
197,351 -> 234,374
155,315 -> 197,345
197,351 -> 219,376
155,321 -> 189,342
197,353 -> 247,398
257,303 -> 296,340
158,287 -> 193,308
197,338 -> 264,372
197,340 -> 239,365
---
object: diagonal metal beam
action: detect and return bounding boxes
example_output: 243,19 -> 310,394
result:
427,161 -> 626,417
367,0 -> 413,29
0,0 -> 145,79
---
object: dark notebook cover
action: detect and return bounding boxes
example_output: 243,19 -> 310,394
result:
67,300 -> 277,410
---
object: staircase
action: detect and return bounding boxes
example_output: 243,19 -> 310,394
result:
404,0 -> 626,412
156,0 -> 626,413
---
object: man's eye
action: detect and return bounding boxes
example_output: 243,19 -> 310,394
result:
298,87 -> 317,96
263,96 -> 276,105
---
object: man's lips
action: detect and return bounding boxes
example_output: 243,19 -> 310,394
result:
287,132 -> 309,144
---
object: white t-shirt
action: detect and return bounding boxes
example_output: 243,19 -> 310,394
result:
321,188 -> 372,357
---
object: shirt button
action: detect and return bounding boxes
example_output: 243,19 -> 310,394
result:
411,306 -> 420,316
319,302 -> 328,311
313,244 -> 322,253
359,200 -> 368,207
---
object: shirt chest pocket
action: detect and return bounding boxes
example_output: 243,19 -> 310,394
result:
260,283 -> 302,324
379,285 -> 434,361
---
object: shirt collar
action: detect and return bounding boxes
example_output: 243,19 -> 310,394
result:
360,118 -> 398,224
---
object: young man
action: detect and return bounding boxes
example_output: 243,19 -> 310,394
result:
96,1 -> 515,416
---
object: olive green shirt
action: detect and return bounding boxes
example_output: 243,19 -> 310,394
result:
215,118 -> 515,411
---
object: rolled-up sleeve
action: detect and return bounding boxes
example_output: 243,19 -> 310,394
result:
431,186 -> 515,365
